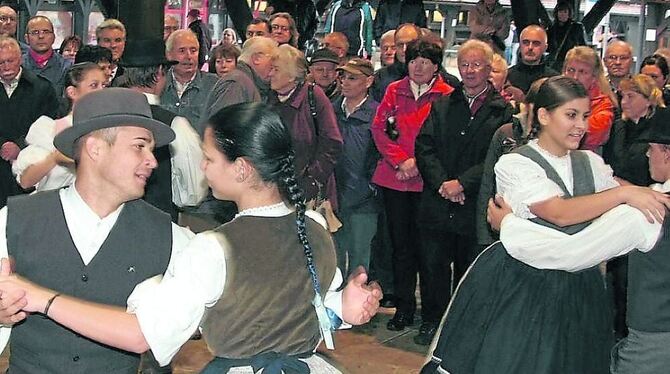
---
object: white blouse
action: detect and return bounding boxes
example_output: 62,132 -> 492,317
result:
494,140 -> 662,272
13,115 -> 76,192
494,139 -> 619,219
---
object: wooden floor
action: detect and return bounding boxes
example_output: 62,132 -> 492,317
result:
0,307 -> 428,373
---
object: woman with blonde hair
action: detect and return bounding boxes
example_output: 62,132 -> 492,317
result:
562,45 -> 617,151
267,44 -> 343,211
605,74 -> 666,187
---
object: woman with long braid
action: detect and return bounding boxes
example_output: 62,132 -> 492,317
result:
0,103 -> 381,373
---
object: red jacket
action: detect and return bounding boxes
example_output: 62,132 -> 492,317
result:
581,84 -> 615,151
371,76 -> 453,192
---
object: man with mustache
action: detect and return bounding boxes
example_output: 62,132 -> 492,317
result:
507,24 -> 559,94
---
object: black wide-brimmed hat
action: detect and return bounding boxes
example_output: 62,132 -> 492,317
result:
118,37 -> 177,68
54,88 -> 176,159
637,107 -> 670,145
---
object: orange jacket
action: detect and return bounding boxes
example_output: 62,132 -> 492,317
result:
581,85 -> 615,151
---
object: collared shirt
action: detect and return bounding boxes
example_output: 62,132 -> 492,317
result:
127,202 -> 348,365
1,67 -> 22,98
172,70 -> 197,99
0,185 -> 195,351
341,95 -> 368,118
277,86 -> 298,103
409,77 -> 436,100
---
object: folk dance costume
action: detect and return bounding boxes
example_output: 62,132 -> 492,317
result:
129,203 -> 348,373
0,186 -> 191,373
422,140 -> 661,374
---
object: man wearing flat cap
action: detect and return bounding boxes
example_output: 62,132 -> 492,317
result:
0,88 -> 194,374
479,108 -> 670,374
308,48 -> 341,99
332,58 -> 379,280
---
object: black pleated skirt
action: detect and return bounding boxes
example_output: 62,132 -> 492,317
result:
422,242 -> 613,374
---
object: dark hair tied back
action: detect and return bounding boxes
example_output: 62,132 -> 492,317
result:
526,76 -> 588,141
208,103 -> 323,295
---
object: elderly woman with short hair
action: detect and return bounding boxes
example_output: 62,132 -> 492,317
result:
267,44 -> 343,210
371,39 -> 454,344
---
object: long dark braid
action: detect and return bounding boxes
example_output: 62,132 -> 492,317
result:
279,151 -> 323,296
208,102 -> 324,297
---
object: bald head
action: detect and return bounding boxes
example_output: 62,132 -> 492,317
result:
0,6 -> 18,38
519,25 -> 548,65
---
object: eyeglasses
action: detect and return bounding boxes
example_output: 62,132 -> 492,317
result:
271,24 -> 290,33
0,15 -> 16,23
605,55 -> 631,62
311,67 -> 336,75
27,30 -> 53,37
459,61 -> 488,71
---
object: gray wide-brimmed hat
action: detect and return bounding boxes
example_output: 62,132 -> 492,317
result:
54,88 -> 176,159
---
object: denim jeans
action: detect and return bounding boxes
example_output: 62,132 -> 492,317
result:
334,209 -> 378,278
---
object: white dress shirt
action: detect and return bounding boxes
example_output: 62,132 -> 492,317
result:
1,67 -> 21,98
127,203 -> 348,366
494,140 -> 663,272
0,186 -> 195,352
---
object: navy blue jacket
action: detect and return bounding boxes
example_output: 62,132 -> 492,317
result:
333,95 -> 380,212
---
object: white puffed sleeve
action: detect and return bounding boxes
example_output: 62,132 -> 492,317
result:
494,153 -> 565,219
13,116 -> 56,182
584,151 -> 620,192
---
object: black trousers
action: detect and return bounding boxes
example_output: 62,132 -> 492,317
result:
369,191 -> 394,294
607,255 -> 629,340
420,229 -> 476,323
383,188 -> 421,317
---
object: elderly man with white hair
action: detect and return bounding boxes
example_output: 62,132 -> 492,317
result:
414,39 -> 514,344
236,36 -> 278,103
0,36 -> 59,206
161,29 -> 228,137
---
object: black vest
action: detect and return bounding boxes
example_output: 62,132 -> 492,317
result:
147,105 -> 177,221
628,215 -> 670,332
6,190 -> 172,374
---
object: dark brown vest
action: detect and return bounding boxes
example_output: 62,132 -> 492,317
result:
201,213 -> 337,358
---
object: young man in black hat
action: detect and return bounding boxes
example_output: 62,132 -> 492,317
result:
0,87 -> 194,374
116,37 -> 206,222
